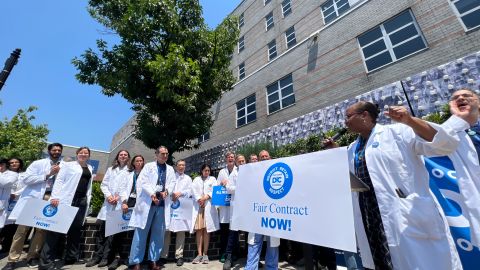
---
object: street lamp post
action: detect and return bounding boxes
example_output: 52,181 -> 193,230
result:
0,48 -> 21,91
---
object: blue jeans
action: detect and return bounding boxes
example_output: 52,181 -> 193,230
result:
245,234 -> 279,270
343,251 -> 364,270
128,205 -> 165,265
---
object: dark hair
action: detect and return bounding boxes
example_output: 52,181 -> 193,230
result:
8,157 -> 24,172
112,149 -> 131,169
354,101 -> 379,123
129,155 -> 145,172
76,146 -> 91,155
200,164 -> 211,174
155,145 -> 168,153
48,143 -> 63,151
0,158 -> 7,165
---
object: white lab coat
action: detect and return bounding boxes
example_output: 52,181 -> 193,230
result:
442,115 -> 480,247
0,170 -> 18,228
217,166 -> 237,223
190,176 -> 220,233
349,119 -> 463,270
97,166 -> 129,220
50,161 -> 93,223
119,170 -> 140,205
129,161 -> 176,229
165,172 -> 192,232
5,172 -> 26,226
9,158 -> 65,221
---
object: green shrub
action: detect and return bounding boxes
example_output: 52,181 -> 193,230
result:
90,181 -> 104,216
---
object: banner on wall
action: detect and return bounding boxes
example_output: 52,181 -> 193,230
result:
16,198 -> 78,234
425,157 -> 480,270
231,148 -> 356,252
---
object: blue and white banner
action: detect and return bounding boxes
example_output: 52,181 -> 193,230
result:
231,148 -> 356,252
106,209 -> 134,237
211,186 -> 231,206
425,157 -> 480,270
15,198 -> 78,234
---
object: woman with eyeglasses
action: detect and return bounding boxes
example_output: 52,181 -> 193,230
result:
328,101 -> 463,270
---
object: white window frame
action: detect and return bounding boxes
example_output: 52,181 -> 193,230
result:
238,36 -> 245,53
448,0 -> 480,32
265,12 -> 274,31
198,132 -> 210,143
239,12 -> 245,29
358,9 -> 427,73
266,74 -> 295,114
282,0 -> 292,17
285,26 -> 296,48
238,62 -> 245,80
236,94 -> 257,128
321,0 -> 351,25
268,39 -> 277,61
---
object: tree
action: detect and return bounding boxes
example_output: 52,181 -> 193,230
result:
73,0 -> 239,156
0,106 -> 49,166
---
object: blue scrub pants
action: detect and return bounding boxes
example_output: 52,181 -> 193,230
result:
245,233 -> 279,270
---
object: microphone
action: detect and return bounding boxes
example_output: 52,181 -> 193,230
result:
322,128 -> 347,149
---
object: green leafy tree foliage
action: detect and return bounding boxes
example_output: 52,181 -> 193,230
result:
0,106 -> 49,166
73,0 -> 239,155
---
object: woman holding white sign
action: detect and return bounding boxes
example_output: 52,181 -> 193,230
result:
191,164 -> 219,264
86,150 -> 130,269
39,146 -> 94,270
339,102 -> 462,270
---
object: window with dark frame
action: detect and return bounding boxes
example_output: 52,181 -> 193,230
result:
449,0 -> 480,31
238,36 -> 245,53
321,0 -> 351,25
239,62 -> 246,80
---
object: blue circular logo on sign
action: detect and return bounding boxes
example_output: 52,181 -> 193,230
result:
43,205 -> 58,217
263,162 -> 293,199
122,210 -> 132,221
171,200 -> 180,210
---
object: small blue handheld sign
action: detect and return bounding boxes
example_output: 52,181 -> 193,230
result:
211,186 -> 231,206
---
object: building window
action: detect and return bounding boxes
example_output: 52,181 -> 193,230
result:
449,0 -> 480,31
198,132 -> 210,143
239,12 -> 245,28
282,0 -> 292,17
268,39 -> 277,61
321,0 -> 351,25
239,62 -> 245,80
358,10 -> 427,72
266,74 -> 295,114
264,0 -> 272,5
266,12 -> 274,31
285,26 -> 297,48
238,36 -> 245,53
236,94 -> 256,127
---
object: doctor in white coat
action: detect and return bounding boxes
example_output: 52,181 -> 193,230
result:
39,146 -> 94,270
160,159 -> 193,267
0,158 -> 19,228
4,143 -> 64,270
217,151 -> 237,262
86,150 -> 130,269
343,102 -> 462,270
441,89 -> 480,248
191,164 -> 220,264
127,146 -> 176,270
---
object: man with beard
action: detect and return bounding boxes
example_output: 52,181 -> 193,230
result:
3,143 -> 64,270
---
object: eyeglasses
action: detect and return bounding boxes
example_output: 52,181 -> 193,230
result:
450,93 -> 475,101
345,111 -> 363,120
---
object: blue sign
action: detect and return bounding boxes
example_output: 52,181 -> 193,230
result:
425,157 -> 480,270
263,162 -> 293,200
171,200 -> 181,209
211,186 -> 231,206
42,204 -> 58,217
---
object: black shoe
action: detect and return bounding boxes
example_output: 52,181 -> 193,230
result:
258,261 -> 264,268
108,258 -> 121,270
2,262 -> 15,270
158,258 -> 167,266
176,258 -> 184,266
98,259 -> 109,267
63,259 -> 78,266
27,259 -> 39,268
85,257 -> 101,267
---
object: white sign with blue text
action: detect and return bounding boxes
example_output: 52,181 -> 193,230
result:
106,209 -> 134,237
231,147 -> 356,252
16,198 -> 79,234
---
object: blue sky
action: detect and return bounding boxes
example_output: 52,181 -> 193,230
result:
0,0 -> 240,152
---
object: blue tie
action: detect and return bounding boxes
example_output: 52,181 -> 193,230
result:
466,122 -> 480,161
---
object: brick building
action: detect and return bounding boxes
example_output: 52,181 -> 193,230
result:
109,0 -> 480,172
